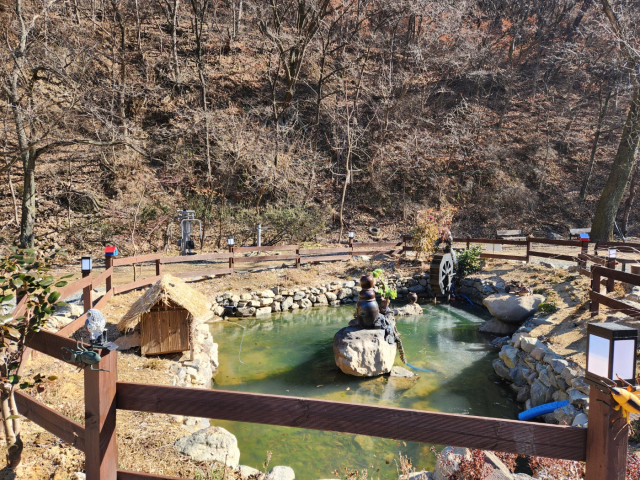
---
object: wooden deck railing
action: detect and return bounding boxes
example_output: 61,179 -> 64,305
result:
10,235 -> 640,479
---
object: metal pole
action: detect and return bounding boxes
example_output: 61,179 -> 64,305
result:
257,224 -> 262,247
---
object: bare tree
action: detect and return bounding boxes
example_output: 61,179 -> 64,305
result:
258,0 -> 331,121
580,86 -> 613,200
591,0 -> 640,240
189,0 -> 212,180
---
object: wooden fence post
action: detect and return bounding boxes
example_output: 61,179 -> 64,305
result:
155,258 -> 162,277
104,256 -> 113,292
466,236 -> 470,250
229,246 -> 234,273
591,270 -> 601,316
82,270 -> 93,313
606,258 -> 616,293
84,349 -> 118,480
585,385 -> 628,480
578,241 -> 588,271
526,237 -> 531,264
295,247 -> 300,268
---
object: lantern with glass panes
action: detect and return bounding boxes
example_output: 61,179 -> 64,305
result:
586,322 -> 638,387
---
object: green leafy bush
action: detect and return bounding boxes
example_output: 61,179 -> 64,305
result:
457,245 -> 485,277
372,269 -> 397,300
538,301 -> 557,313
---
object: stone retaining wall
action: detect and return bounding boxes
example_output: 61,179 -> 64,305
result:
210,274 -> 434,319
456,277 -> 501,305
492,320 -> 589,427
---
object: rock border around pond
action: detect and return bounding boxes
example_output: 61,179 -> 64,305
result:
209,274 -> 433,320
492,320 -> 589,427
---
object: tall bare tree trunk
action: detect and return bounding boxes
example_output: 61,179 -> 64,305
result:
172,0 -> 181,81
580,88 -> 612,200
621,162 -> 640,235
6,0 -> 36,248
591,83 -> 640,240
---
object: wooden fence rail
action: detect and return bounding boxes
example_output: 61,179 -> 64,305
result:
15,391 -> 86,452
589,266 -> 640,318
115,382 -> 587,461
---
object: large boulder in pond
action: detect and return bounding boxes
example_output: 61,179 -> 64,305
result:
478,318 -> 520,335
334,326 -> 396,377
174,426 -> 240,467
482,294 -> 544,324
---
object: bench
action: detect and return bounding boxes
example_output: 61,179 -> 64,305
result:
496,229 -> 527,241
569,228 -> 591,240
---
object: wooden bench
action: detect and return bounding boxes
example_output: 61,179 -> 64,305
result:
569,228 -> 591,240
496,229 -> 526,241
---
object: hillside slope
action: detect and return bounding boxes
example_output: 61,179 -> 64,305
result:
0,0 -> 638,256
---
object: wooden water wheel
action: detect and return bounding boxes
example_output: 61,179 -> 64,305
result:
429,252 -> 455,297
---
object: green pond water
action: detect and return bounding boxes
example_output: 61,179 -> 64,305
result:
209,304 -> 520,479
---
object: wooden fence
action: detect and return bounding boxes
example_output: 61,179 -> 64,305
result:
11,235 -> 640,479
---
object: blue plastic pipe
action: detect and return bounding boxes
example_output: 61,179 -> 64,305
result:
518,400 -> 569,421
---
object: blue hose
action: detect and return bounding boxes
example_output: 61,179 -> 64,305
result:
518,400 -> 569,421
457,293 -> 475,306
405,362 -> 434,373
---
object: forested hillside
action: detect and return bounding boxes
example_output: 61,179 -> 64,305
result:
1,0 -> 639,255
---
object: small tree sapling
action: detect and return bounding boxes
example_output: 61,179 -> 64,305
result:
0,248 -> 71,469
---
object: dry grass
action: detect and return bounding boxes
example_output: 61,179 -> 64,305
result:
8,344 -> 245,479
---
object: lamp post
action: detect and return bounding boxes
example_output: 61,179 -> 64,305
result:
348,231 -> 354,247
606,248 -> 618,292
81,257 -> 93,312
228,237 -> 235,273
584,322 -> 636,480
585,322 -> 637,387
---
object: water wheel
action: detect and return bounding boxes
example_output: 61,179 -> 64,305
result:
429,252 -> 455,298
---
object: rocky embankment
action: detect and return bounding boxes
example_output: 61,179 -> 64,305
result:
209,274 -> 432,319
400,446 -> 535,480
491,320 -> 589,427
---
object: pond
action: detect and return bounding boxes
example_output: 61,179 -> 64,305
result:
209,304 -> 520,479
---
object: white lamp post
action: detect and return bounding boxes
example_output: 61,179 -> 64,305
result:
81,256 -> 93,273
609,248 -> 617,259
348,231 -> 355,239
227,237 -> 234,247
586,322 -> 637,386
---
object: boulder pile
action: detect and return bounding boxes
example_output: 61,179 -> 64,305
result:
209,274 -> 432,319
492,324 -> 588,427
479,294 -> 544,335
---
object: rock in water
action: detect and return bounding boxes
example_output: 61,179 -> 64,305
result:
333,326 -> 397,377
390,366 -> 416,378
174,426 -> 240,467
265,466 -> 295,480
478,318 -> 520,335
482,294 -> 544,323
394,303 -> 423,316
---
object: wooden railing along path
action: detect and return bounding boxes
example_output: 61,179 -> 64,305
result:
11,235 -> 640,479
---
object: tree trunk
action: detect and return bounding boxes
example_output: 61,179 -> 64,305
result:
580,88 -> 612,200
591,83 -> 640,241
172,0 -> 180,81
20,148 -> 37,248
621,162 -> 639,235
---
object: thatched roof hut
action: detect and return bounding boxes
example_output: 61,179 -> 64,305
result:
118,275 -> 212,355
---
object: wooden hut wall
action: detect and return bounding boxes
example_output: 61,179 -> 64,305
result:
140,301 -> 190,355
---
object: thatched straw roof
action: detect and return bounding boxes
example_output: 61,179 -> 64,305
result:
117,275 -> 212,332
